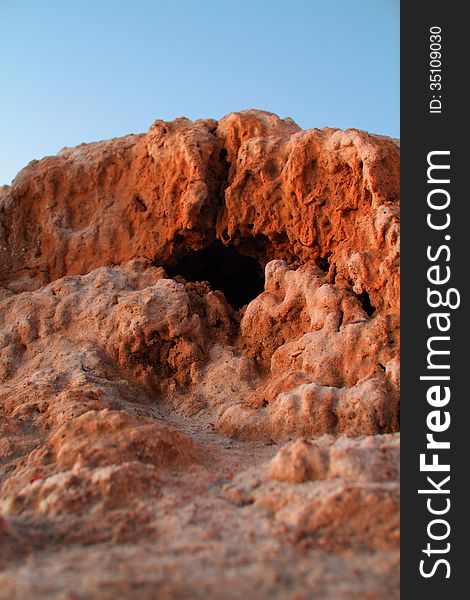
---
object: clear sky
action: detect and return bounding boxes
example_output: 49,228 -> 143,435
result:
0,0 -> 399,185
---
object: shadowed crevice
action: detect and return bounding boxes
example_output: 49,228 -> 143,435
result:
163,240 -> 265,310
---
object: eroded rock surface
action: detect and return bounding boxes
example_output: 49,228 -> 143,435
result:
0,110 -> 400,599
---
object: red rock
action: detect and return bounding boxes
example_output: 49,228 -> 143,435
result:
0,111 -> 400,599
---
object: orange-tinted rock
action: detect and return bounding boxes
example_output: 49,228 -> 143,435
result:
268,433 -> 400,483
0,110 -> 399,317
0,111 -> 400,599
224,433 -> 400,552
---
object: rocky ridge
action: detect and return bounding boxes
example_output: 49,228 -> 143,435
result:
0,110 -> 400,599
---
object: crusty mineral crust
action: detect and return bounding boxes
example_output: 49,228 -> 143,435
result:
0,110 -> 399,315
0,111 -> 400,599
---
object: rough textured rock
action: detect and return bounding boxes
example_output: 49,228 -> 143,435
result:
225,433 -> 400,552
0,110 -> 400,599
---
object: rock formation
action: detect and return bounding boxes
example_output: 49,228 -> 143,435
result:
0,110 -> 400,599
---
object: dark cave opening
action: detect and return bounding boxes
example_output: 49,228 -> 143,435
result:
164,240 -> 265,310
357,290 -> 376,317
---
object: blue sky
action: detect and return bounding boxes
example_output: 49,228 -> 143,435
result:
0,0 -> 399,185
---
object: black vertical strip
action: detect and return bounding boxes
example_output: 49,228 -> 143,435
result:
401,2 -> 467,596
